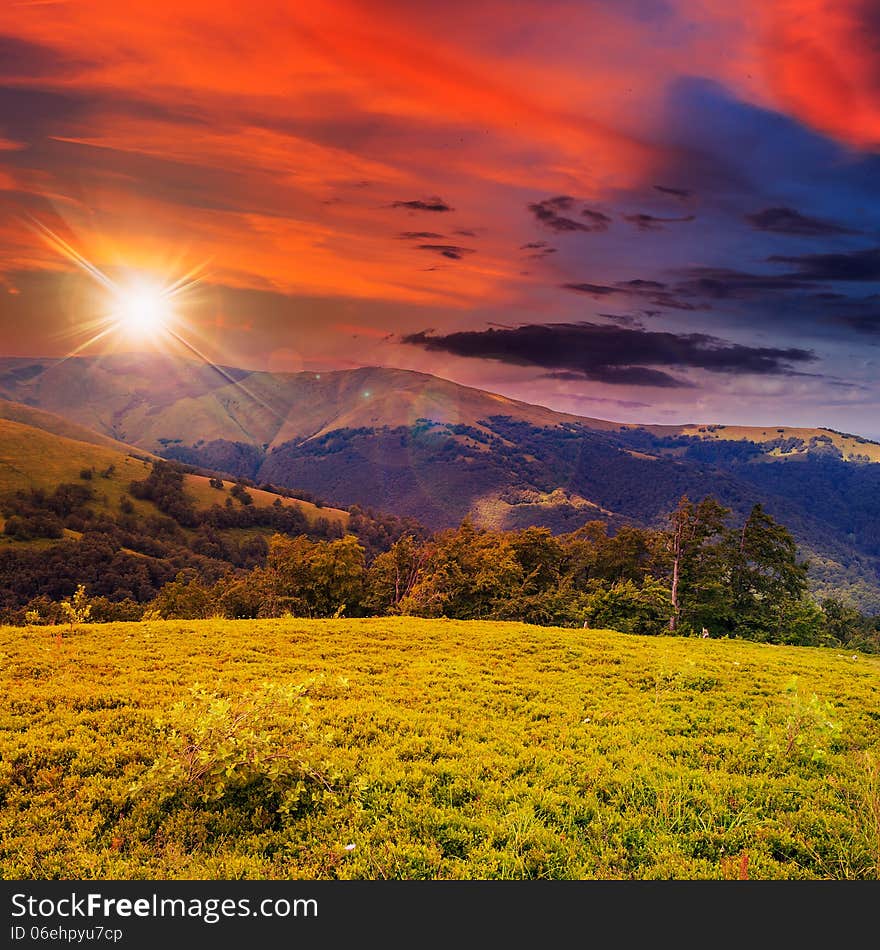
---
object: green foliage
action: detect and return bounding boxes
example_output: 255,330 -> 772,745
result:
59,584 -> 92,627
753,677 -> 841,765
149,570 -> 215,620
400,521 -> 523,619
230,482 -> 254,506
267,533 -> 367,617
584,577 -> 670,635
772,598 -> 828,647
132,681 -> 338,814
129,460 -> 198,527
364,534 -> 428,615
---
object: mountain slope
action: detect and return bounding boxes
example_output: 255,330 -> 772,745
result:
1,354 -> 878,609
2,354 -> 877,461
0,415 -> 347,535
0,397 -> 155,457
0,356 -> 608,452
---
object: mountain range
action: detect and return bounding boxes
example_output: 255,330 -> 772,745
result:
1,353 -> 879,611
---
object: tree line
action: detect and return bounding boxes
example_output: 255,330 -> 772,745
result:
10,483 -> 879,650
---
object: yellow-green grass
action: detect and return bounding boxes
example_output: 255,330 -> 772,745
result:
181,474 -> 347,527
0,418 -> 347,540
0,399 -> 148,456
1,618 -> 878,880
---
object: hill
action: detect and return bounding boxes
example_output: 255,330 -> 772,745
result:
0,415 -> 347,537
5,355 -> 877,459
0,416 -> 359,613
0,355 -> 607,452
1,616 -> 878,879
1,354 -> 879,610
0,397 -> 153,456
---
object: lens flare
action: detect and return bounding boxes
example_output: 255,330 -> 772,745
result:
112,282 -> 171,337
27,215 -> 284,424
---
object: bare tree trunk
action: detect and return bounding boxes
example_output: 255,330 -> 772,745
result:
669,553 -> 681,631
669,548 -> 680,632
668,498 -> 693,632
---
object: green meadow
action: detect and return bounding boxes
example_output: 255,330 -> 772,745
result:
1,617 -> 878,880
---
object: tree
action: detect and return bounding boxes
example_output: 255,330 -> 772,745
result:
665,495 -> 730,634
399,521 -> 522,619
584,577 -> 671,636
59,583 -> 92,637
266,534 -> 367,617
725,504 -> 809,641
821,597 -> 871,647
149,570 -> 214,620
364,534 -> 428,615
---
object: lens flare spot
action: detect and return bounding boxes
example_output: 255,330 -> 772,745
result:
113,283 -> 171,336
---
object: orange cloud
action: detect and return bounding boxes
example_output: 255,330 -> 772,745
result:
757,0 -> 880,148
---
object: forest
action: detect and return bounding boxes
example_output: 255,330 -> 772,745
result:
1,459 -> 877,651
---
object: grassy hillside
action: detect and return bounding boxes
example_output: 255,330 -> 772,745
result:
0,416 -> 348,540
0,417 -> 146,497
1,617 -> 878,879
674,424 -> 880,463
0,398 -> 150,456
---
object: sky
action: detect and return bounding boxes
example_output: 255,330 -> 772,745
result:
1,0 -> 880,435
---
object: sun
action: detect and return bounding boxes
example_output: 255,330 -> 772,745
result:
112,282 -> 172,337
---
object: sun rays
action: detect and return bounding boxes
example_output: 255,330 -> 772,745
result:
28,214 -> 207,353
27,215 -> 286,423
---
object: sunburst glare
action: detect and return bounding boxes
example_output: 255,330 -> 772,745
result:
111,281 -> 172,338
28,215 -> 284,422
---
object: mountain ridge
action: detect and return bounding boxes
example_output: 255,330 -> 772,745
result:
1,353 -> 878,611
1,354 -> 878,459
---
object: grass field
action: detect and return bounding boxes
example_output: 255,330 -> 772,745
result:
1,618 -> 878,880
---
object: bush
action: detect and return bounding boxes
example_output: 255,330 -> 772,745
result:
584,577 -> 670,635
59,584 -> 92,627
753,677 -> 841,766
131,681 -> 339,815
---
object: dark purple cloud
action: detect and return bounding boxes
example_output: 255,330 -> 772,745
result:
417,244 -> 475,260
528,195 -> 611,233
653,185 -> 692,199
622,213 -> 696,231
391,197 -> 454,212
562,280 -> 697,310
746,206 -> 856,236
402,322 -> 816,387
768,247 -> 880,281
673,267 -> 812,299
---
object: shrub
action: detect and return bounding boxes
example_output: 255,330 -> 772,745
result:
583,577 -> 670,636
754,676 -> 841,766
59,584 -> 92,628
131,681 -> 339,816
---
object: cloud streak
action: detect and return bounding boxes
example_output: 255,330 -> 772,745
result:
746,206 -> 856,236
622,213 -> 696,231
402,322 -> 816,388
391,197 -> 454,212
528,196 -> 611,233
